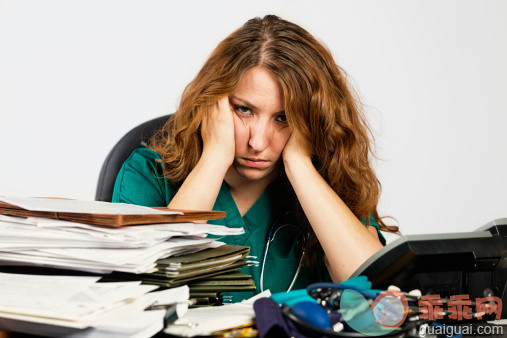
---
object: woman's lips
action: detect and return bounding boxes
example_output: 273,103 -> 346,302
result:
241,158 -> 269,168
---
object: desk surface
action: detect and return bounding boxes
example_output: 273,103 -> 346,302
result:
3,322 -> 507,338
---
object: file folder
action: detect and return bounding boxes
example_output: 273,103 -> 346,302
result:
0,199 -> 225,226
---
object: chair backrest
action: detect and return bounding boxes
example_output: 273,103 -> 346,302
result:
95,115 -> 171,202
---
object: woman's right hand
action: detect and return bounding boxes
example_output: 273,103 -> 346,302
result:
168,96 -> 234,211
201,96 -> 236,166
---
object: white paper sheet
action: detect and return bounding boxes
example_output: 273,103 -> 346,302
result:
0,196 -> 181,215
0,279 -> 189,337
0,273 -> 157,321
164,291 -> 271,337
67,309 -> 165,338
0,214 -> 235,274
38,238 -> 217,265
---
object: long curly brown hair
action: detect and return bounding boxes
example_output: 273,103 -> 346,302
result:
150,15 -> 399,260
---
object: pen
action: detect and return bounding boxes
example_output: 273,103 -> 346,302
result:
146,298 -> 197,310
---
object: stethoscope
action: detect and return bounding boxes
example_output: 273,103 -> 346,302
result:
280,281 -> 430,337
259,210 -> 310,292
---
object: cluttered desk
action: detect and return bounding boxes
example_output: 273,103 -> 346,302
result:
0,196 -> 506,337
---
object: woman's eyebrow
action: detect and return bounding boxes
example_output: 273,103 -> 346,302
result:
230,95 -> 257,110
230,95 -> 285,115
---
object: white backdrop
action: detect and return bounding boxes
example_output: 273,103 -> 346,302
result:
1,0 -> 506,237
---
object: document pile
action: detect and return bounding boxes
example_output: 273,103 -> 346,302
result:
0,196 -> 243,274
0,272 -> 190,338
0,196 -> 245,336
132,244 -> 257,306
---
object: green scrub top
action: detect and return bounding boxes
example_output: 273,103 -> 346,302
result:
112,148 -> 386,302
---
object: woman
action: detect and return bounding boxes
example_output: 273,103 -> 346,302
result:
112,15 -> 399,301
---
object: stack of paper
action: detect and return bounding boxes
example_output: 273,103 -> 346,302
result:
112,245 -> 256,307
0,197 -> 248,336
0,215 -> 243,274
0,272 -> 190,338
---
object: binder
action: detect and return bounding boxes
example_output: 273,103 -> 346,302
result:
0,199 -> 225,227
187,282 -> 256,292
204,271 -> 252,280
141,261 -> 248,287
190,279 -> 255,287
188,271 -> 256,292
137,245 -> 254,288
151,260 -> 248,279
156,245 -> 250,272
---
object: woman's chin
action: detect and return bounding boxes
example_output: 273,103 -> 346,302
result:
237,168 -> 268,181
227,160 -> 281,185
235,166 -> 275,183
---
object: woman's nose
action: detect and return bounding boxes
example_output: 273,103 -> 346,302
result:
248,119 -> 271,152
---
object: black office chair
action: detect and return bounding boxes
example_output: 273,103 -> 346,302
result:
95,115 -> 171,202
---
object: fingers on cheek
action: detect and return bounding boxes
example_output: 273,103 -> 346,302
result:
278,128 -> 292,142
232,113 -> 247,127
233,120 -> 247,142
233,119 -> 245,135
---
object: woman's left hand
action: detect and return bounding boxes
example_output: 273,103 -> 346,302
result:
281,128 -> 384,283
282,129 -> 312,167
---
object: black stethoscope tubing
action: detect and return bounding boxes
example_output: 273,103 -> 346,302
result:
260,210 -> 309,293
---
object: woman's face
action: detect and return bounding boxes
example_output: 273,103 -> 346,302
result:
226,66 -> 291,185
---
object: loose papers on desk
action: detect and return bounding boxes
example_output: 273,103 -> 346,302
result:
164,291 -> 271,337
0,272 -> 190,337
0,215 -> 243,274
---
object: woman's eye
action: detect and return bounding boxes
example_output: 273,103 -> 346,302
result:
233,105 -> 252,115
275,115 -> 287,123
